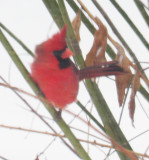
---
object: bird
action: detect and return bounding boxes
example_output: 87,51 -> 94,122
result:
31,25 -> 124,109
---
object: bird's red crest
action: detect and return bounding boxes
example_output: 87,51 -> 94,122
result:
35,25 -> 68,55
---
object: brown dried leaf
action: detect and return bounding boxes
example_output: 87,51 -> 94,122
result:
108,31 -> 142,124
72,10 -> 81,41
116,74 -> 132,106
114,42 -> 133,106
85,17 -> 107,66
129,72 -> 140,123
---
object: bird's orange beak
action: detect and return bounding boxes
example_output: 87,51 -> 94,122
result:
61,48 -> 73,59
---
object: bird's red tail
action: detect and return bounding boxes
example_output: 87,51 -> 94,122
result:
78,61 -> 124,81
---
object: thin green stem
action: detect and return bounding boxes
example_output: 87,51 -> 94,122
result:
57,0 -> 85,69
0,23 -> 34,57
43,0 -> 64,28
110,0 -> 149,50
139,86 -> 149,103
134,0 -> 149,26
66,0 -> 95,34
76,100 -> 105,132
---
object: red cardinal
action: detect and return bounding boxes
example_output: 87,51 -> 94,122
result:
31,26 -> 123,109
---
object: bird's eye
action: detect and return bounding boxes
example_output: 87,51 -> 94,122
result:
53,47 -> 67,58
53,47 -> 71,69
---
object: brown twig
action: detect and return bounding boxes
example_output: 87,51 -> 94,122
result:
65,110 -> 139,159
1,124 -> 148,158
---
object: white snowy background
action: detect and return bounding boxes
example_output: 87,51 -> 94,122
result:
0,0 -> 149,160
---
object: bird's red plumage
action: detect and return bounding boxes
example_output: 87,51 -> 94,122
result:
31,26 -> 124,109
31,26 -> 79,109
